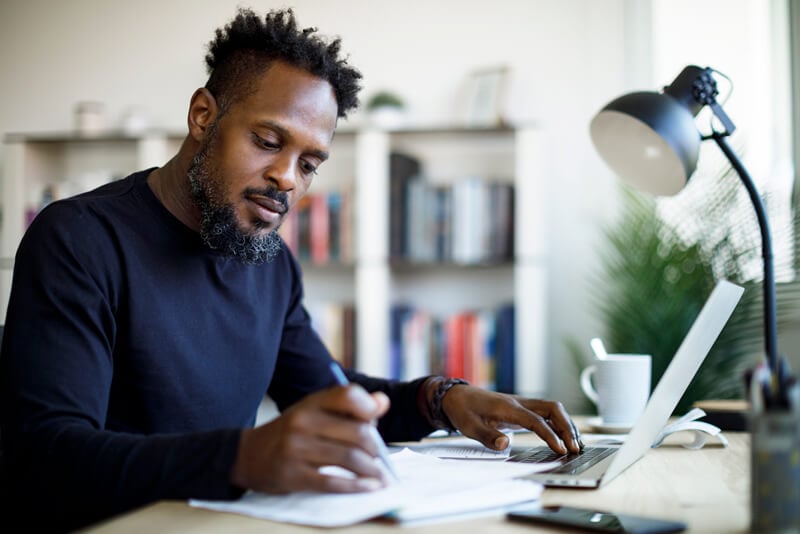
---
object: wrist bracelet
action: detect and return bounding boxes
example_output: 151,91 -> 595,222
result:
430,377 -> 469,432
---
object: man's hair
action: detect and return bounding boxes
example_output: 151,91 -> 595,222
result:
205,8 -> 362,118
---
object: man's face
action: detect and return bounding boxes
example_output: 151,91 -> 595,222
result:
188,61 -> 338,264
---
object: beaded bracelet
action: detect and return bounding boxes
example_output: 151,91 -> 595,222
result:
430,377 -> 469,432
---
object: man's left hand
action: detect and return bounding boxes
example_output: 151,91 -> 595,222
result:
441,385 -> 583,455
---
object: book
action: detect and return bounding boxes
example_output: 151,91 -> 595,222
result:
294,196 -> 312,262
428,319 -> 446,376
338,187 -> 354,264
390,305 -> 414,380
327,191 -> 342,262
433,185 -> 452,261
342,305 -> 356,369
324,303 -> 345,363
491,182 -> 515,261
309,194 -> 330,264
402,310 -> 432,380
451,176 -> 486,264
389,152 -> 422,260
444,313 -> 466,379
494,304 -> 515,393
470,310 -> 496,389
405,178 -> 437,263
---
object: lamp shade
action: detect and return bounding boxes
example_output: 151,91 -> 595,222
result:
589,91 -> 701,196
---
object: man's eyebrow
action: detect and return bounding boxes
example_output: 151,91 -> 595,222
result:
308,147 -> 330,161
255,120 -> 329,161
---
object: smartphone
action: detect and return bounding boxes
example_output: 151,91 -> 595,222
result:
507,505 -> 687,533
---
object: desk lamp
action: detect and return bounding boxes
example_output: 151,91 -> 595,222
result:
588,65 -> 787,405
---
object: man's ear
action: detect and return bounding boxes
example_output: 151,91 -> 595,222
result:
187,88 -> 219,142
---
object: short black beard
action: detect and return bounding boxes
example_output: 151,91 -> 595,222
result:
187,127 -> 286,265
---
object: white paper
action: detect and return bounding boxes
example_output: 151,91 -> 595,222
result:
190,448 -> 554,527
406,432 -> 513,459
386,478 -> 543,525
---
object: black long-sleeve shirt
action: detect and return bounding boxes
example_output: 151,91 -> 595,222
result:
0,169 -> 433,531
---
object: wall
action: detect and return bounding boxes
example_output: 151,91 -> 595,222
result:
0,0 -> 792,408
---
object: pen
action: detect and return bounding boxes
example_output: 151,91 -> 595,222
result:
328,362 -> 400,482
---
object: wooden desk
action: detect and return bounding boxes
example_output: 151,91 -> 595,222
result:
84,429 -> 749,533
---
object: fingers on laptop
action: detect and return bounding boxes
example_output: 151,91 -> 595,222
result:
518,399 -> 582,454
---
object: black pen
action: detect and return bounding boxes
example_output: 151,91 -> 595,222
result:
328,362 -> 400,482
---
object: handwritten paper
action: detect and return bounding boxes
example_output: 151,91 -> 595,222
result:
190,448 -> 555,527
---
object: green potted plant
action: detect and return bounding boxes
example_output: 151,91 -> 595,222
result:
365,90 -> 406,128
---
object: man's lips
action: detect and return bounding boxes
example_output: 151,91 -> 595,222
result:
248,195 -> 288,215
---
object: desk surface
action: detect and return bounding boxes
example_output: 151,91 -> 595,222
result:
84,426 -> 749,533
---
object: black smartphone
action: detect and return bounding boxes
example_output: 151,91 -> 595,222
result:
507,505 -> 687,533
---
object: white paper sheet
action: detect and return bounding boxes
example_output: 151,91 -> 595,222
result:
405,432 -> 513,459
190,448 -> 555,527
385,477 -> 543,526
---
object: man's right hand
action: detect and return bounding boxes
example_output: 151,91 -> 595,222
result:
230,384 -> 391,494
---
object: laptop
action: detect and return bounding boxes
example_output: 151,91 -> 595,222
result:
511,279 -> 744,488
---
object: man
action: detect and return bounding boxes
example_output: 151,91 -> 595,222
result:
0,8 -> 582,531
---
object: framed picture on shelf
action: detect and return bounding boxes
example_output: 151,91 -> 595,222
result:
463,66 -> 510,127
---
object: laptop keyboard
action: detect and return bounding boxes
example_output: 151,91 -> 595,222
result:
507,446 -> 616,475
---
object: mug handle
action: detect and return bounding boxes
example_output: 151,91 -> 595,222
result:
580,365 -> 599,404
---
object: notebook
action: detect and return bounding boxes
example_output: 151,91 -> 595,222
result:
512,279 -> 744,488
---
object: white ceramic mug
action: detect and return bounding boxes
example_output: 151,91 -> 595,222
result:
580,354 -> 652,426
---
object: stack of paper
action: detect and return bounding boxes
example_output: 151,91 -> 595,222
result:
190,448 -> 556,527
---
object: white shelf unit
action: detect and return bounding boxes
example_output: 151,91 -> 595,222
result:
352,126 -> 548,397
0,125 -> 548,397
0,130 -> 181,322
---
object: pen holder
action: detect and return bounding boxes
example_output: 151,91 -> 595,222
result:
750,410 -> 800,533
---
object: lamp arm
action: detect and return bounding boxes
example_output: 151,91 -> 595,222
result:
710,132 -> 779,372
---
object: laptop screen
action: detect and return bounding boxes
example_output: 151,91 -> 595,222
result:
602,279 -> 744,484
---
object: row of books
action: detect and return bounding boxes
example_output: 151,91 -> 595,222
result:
279,154 -> 515,266
390,153 -> 515,264
389,303 -> 515,392
280,190 -> 355,265
306,300 -> 516,393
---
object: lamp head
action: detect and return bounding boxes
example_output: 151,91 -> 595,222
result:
589,65 -> 723,196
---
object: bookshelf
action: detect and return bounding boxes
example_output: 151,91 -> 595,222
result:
350,126 -> 547,397
1,124 -> 547,397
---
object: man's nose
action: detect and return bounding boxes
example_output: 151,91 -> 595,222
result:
264,155 -> 296,191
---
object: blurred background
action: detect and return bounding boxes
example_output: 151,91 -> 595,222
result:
0,0 -> 796,412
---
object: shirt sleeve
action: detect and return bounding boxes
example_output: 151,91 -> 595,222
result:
0,204 -> 244,531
